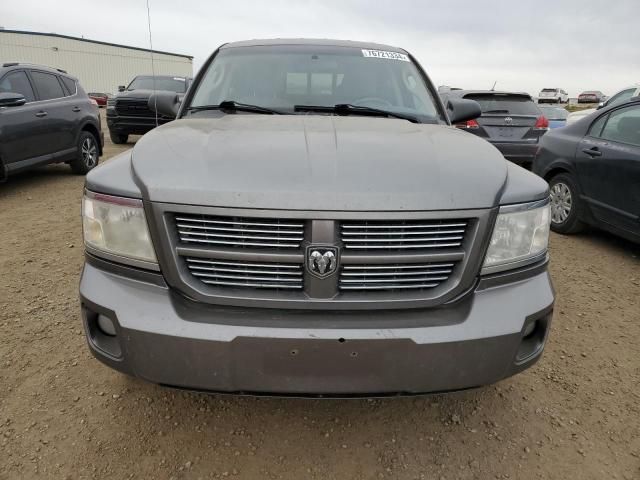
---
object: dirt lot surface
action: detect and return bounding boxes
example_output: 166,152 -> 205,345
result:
1,121 -> 639,480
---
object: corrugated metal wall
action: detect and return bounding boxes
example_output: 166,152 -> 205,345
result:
0,31 -> 193,94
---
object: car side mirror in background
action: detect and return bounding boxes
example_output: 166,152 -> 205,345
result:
446,98 -> 482,124
148,91 -> 182,118
0,92 -> 27,107
596,101 -> 605,110
118,85 -> 126,92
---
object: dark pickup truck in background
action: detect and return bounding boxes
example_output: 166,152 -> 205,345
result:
106,75 -> 191,144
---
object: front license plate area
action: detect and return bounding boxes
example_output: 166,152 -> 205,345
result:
231,337 -> 412,394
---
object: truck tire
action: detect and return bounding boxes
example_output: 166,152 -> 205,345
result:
70,131 -> 100,175
110,131 -> 128,144
548,173 -> 586,234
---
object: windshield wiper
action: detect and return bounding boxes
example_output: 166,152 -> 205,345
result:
483,109 -> 510,114
294,104 -> 419,123
185,100 -> 284,115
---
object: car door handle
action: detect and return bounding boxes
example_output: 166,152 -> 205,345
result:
582,147 -> 602,157
35,111 -> 48,118
72,106 -> 81,112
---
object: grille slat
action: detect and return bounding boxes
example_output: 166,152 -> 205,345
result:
176,214 -> 304,249
342,229 -> 465,236
178,230 -> 303,241
175,217 -> 302,228
339,263 -> 456,292
342,222 -> 467,229
341,269 -> 452,277
341,220 -> 468,250
340,283 -> 441,291
185,258 -> 303,290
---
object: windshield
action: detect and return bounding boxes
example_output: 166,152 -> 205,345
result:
189,45 -> 441,122
127,76 -> 188,92
538,106 -> 568,120
464,93 -> 541,116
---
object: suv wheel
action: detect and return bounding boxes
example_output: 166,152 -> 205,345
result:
110,131 -> 128,144
70,132 -> 100,175
548,173 -> 585,234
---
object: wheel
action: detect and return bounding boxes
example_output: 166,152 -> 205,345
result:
70,131 -> 100,175
548,173 -> 585,234
110,131 -> 128,144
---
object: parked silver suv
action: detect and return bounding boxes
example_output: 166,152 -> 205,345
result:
79,40 -> 554,396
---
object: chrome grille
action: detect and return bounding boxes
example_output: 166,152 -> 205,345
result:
175,214 -> 304,249
339,263 -> 456,291
341,220 -> 468,250
185,257 -> 303,290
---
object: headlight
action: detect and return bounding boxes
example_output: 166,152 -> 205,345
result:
82,191 -> 158,270
482,199 -> 550,274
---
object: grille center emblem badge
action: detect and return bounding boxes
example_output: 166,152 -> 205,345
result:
504,116 -> 513,125
307,246 -> 338,278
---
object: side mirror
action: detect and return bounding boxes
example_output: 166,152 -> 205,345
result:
0,92 -> 26,107
148,91 -> 181,118
118,85 -> 126,92
446,98 -> 481,124
596,101 -> 605,110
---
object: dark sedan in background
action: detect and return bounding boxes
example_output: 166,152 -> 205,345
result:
441,90 -> 548,168
533,98 -> 640,243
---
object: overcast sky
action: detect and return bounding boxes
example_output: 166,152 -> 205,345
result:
2,0 -> 639,97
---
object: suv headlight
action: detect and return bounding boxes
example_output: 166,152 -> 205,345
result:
482,199 -> 550,275
82,191 -> 158,270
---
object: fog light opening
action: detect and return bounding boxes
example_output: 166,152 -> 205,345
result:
97,314 -> 117,336
522,320 -> 537,339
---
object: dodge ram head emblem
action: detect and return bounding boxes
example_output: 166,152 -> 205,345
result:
504,116 -> 513,125
306,247 -> 338,278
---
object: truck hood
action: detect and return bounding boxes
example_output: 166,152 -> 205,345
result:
131,115 -> 508,211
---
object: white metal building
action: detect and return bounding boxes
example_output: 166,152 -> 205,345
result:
0,29 -> 193,94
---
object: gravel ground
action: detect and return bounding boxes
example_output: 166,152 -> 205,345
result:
1,120 -> 639,480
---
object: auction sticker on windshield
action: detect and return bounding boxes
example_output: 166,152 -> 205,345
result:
362,49 -> 410,62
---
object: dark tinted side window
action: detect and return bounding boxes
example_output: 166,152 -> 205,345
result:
599,105 -> 640,147
0,70 -> 36,102
30,71 -> 65,100
464,94 -> 541,115
588,114 -> 608,137
60,76 -> 77,95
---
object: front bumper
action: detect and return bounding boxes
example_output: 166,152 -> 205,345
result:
106,110 -> 171,135
79,259 -> 555,396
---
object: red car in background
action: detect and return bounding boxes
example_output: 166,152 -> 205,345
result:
577,90 -> 605,104
88,92 -> 109,107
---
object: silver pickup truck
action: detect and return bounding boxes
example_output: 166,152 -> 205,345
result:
79,39 -> 554,396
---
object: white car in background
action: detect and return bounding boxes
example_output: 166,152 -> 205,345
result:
567,84 -> 640,124
538,88 -> 569,104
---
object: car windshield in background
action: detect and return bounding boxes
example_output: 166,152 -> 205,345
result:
464,93 -> 541,115
189,45 -> 442,122
127,76 -> 187,92
538,106 -> 568,120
